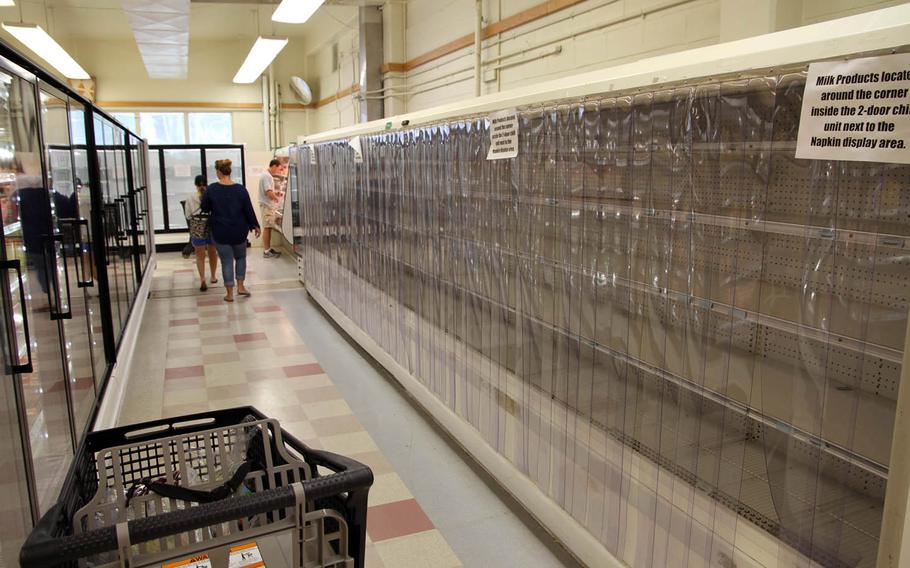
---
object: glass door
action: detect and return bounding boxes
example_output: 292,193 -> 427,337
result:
0,298 -> 35,564
163,148 -> 202,231
110,127 -> 134,318
204,147 -> 242,184
0,67 -> 74,515
95,117 -> 123,338
40,87 -> 98,438
69,103 -> 105,384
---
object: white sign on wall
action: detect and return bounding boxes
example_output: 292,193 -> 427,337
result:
486,109 -> 518,160
796,52 -> 910,164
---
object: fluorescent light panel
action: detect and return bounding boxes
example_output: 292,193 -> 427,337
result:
1,22 -> 89,79
233,36 -> 288,84
272,0 -> 324,24
0,1 -> 16,7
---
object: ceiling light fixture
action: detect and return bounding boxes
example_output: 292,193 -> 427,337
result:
1,22 -> 89,79
232,36 -> 288,84
272,0 -> 325,24
0,1 -> 15,7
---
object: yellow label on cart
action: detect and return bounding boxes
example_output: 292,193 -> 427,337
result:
163,554 -> 212,568
229,542 -> 265,568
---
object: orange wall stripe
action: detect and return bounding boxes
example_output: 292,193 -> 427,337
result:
97,84 -> 361,112
384,0 -> 586,73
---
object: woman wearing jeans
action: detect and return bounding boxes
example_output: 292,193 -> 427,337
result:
201,159 -> 261,302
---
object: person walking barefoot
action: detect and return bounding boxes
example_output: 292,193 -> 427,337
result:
201,159 -> 260,302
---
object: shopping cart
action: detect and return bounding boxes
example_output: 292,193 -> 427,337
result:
19,407 -> 373,568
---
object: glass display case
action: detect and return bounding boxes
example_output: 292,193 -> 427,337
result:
296,72 -> 909,568
0,39 -> 152,564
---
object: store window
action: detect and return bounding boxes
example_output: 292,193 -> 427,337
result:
139,112 -> 185,144
188,112 -> 232,144
111,112 -> 137,132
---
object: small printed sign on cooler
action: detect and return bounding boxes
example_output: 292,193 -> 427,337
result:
229,542 -> 266,568
162,553 -> 212,568
349,136 -> 363,164
486,109 -> 519,160
796,52 -> 910,164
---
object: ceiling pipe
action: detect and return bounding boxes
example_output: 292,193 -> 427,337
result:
474,0 -> 482,97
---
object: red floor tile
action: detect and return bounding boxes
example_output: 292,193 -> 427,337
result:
197,298 -> 222,307
253,305 -> 282,313
367,499 -> 435,542
170,318 -> 199,326
234,332 -> 268,342
283,363 -> 324,377
165,365 -> 205,380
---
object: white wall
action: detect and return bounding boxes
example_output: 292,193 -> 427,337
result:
298,0 -> 906,130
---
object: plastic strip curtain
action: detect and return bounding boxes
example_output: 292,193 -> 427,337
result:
296,72 -> 908,568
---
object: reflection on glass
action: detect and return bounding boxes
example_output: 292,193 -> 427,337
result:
41,89 -> 97,439
205,148 -> 242,187
148,149 -> 164,230
70,104 -> 106,386
164,149 -> 201,230
0,326 -> 33,564
0,69 -> 73,515
139,112 -> 184,144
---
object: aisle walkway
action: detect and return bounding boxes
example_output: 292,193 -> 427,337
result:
119,251 -> 577,567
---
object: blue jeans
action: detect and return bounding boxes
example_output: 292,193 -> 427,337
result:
213,241 -> 247,287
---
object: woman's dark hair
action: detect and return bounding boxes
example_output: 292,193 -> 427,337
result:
194,175 -> 206,187
269,158 -> 281,168
215,159 -> 232,177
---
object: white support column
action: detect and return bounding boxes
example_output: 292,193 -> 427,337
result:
382,1 -> 407,117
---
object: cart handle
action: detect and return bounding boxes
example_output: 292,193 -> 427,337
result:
19,466 -> 373,568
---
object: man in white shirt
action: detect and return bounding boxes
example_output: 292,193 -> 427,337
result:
258,159 -> 284,258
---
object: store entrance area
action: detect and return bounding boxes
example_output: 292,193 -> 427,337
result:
118,252 -> 578,567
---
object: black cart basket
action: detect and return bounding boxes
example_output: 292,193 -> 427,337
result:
20,407 -> 373,568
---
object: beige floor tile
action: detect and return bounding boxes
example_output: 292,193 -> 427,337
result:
281,420 -> 317,440
310,414 -> 364,437
367,473 -> 414,507
287,374 -> 334,390
208,397 -> 253,411
274,352 -> 319,366
167,346 -> 203,358
162,403 -> 205,418
364,542 -> 386,568
237,340 -> 272,351
301,399 -> 353,420
348,451 -> 396,476
373,530 -> 461,568
203,351 -> 241,365
273,345 -> 311,357
296,385 -> 343,403
164,376 -> 207,391
207,384 -> 251,401
204,364 -> 247,386
163,388 -> 207,407
166,354 -> 204,367
201,343 -> 239,355
200,335 -> 235,346
319,431 -> 378,456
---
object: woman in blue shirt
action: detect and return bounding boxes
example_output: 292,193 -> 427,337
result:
201,159 -> 261,302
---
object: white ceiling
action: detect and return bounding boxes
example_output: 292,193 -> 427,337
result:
0,0 -> 360,42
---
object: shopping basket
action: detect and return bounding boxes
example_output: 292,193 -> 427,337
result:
19,406 -> 373,568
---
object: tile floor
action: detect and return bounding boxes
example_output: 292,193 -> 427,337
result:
119,251 -> 577,568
